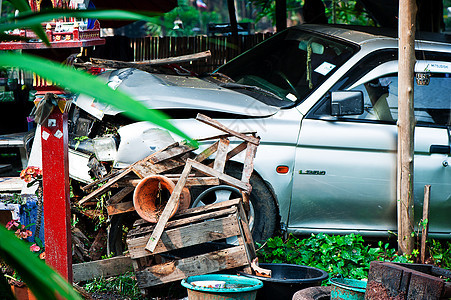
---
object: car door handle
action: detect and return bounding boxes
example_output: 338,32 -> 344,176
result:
430,145 -> 451,154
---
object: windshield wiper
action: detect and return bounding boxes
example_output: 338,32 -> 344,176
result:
219,82 -> 285,102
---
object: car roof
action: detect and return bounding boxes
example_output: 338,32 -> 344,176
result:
297,24 -> 451,45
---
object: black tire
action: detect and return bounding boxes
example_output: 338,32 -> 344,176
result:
292,287 -> 331,300
218,165 -> 279,242
238,169 -> 279,242
23,128 -> 36,158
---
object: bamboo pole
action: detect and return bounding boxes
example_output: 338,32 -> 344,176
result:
420,185 -> 431,264
397,0 -> 417,255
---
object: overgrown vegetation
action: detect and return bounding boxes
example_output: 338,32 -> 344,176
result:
77,233 -> 451,298
81,272 -> 144,300
146,0 -> 220,36
250,0 -> 375,26
256,233 -> 451,280
429,239 -> 451,269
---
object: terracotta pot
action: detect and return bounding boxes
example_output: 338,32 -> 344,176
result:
133,175 -> 190,223
11,285 -> 37,300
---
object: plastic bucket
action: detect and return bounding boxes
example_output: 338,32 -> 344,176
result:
181,274 -> 263,300
133,175 -> 190,223
330,277 -> 367,300
239,263 -> 328,300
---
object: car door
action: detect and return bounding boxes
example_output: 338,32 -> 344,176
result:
289,56 -> 451,237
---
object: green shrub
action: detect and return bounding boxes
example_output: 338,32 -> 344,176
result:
256,233 -> 411,280
82,272 -> 143,300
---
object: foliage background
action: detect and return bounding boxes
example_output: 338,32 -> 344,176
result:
145,0 -> 377,36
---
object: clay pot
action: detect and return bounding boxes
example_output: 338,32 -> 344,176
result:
133,175 -> 190,223
11,285 -> 37,300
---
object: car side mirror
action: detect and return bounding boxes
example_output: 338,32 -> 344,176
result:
330,91 -> 364,116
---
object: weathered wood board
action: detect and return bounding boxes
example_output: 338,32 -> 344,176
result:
126,199 -> 254,288
72,256 -> 133,282
128,214 -> 240,259
135,246 -> 248,288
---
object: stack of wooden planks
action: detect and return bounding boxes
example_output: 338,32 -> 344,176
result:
74,113 -> 261,289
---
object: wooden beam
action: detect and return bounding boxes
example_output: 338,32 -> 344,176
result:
196,113 -> 260,146
241,143 -> 257,184
213,138 -> 230,173
81,169 -> 122,192
72,256 -> 133,282
90,51 -> 211,67
397,0 -> 417,255
128,214 -> 241,258
107,186 -> 134,205
132,155 -> 188,178
129,206 -> 238,240
116,176 -> 219,187
145,162 -> 193,252
195,131 -> 256,142
226,141 -> 248,162
107,201 -> 135,216
78,168 -> 133,205
135,246 -> 248,288
188,159 -> 251,192
148,143 -> 196,165
80,143 -> 183,204
194,141 -> 219,163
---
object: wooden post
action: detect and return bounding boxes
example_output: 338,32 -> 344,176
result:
41,104 -> 72,282
421,185 -> 431,264
397,0 -> 417,255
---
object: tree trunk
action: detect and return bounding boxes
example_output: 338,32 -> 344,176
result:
275,0 -> 287,32
397,0 -> 417,256
227,0 -> 239,41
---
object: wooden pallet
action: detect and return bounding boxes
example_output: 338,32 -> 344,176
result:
126,198 -> 255,289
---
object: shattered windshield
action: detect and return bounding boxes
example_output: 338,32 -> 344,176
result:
215,28 -> 358,108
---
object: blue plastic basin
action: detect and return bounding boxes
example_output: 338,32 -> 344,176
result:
181,274 -> 263,300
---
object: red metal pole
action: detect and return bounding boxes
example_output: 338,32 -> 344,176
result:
41,105 -> 72,282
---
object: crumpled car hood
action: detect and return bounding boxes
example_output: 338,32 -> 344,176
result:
74,68 -> 279,119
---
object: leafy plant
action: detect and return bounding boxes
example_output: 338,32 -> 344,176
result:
0,225 -> 82,300
256,233 -> 412,280
82,272 -> 144,300
429,239 -> 451,270
324,0 -> 375,26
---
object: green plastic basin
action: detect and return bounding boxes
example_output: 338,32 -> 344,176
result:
330,277 -> 367,300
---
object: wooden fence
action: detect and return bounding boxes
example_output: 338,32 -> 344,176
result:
130,33 -> 273,74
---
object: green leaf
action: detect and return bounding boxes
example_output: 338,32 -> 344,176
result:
0,52 -> 194,144
0,225 -> 82,300
8,0 -> 30,11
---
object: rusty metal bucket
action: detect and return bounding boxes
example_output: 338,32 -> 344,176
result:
133,175 -> 190,223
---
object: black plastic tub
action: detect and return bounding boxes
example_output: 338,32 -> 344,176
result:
239,263 -> 328,300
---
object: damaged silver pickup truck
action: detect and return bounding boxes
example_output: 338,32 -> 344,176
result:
31,24 -> 451,242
